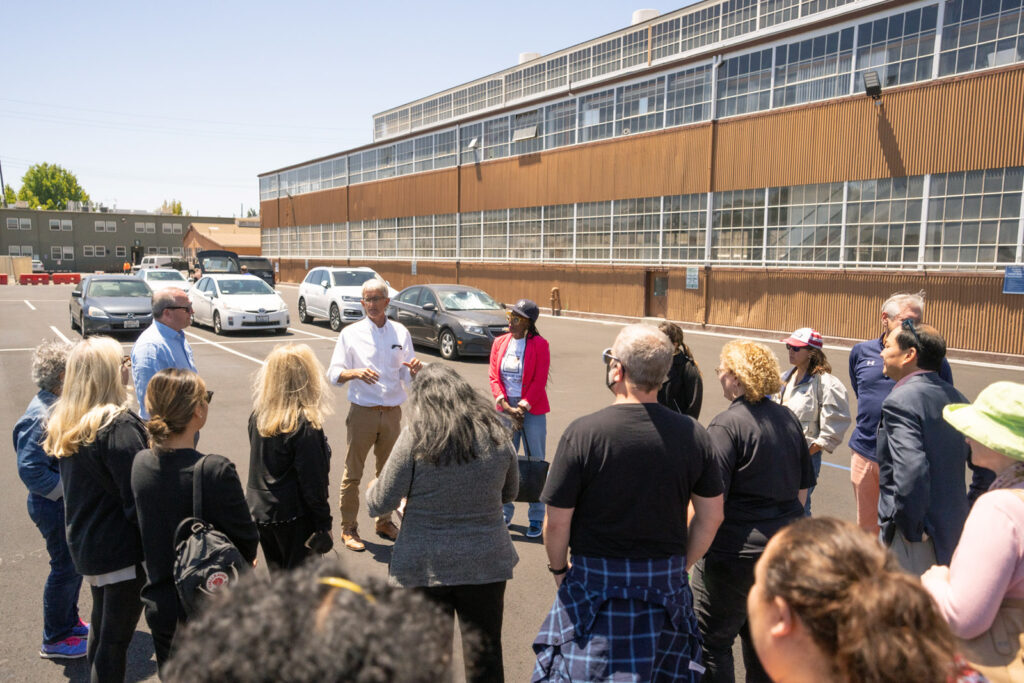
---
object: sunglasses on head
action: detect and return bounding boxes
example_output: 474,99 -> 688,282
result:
901,318 -> 923,349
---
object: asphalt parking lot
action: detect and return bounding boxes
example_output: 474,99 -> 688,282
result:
1,281 -> 1022,682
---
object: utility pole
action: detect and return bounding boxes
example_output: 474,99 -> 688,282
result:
0,156 -> 7,207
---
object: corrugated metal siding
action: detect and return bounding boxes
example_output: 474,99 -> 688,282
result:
349,168 -> 458,221
260,200 -> 279,229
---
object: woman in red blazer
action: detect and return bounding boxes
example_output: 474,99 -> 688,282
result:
489,298 -> 550,538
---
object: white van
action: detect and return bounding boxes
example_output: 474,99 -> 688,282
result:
134,255 -> 174,272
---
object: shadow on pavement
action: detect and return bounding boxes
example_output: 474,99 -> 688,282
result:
55,630 -> 157,682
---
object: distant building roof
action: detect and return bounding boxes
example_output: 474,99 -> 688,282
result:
185,222 -> 262,250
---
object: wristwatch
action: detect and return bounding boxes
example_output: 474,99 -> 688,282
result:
547,563 -> 568,575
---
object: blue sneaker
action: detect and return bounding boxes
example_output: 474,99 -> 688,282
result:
526,522 -> 543,538
71,618 -> 89,639
40,636 -> 87,659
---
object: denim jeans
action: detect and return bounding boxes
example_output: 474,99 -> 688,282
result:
26,495 -> 83,644
804,452 -> 822,516
503,406 -> 547,525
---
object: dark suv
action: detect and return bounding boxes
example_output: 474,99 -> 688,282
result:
238,256 -> 275,288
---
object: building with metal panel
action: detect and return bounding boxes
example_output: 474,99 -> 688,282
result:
258,0 -> 1024,357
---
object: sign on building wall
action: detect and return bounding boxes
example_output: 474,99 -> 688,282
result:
685,267 -> 699,290
412,260 -> 417,275
1004,266 -> 1024,295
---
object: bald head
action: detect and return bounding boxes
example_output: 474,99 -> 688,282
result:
152,287 -> 192,331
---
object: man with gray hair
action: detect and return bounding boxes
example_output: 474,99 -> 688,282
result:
14,340 -> 89,659
131,287 -> 196,419
327,278 -> 422,551
533,324 -> 724,681
847,290 -> 953,533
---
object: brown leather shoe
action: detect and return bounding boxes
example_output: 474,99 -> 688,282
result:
375,520 -> 399,542
341,528 -> 365,552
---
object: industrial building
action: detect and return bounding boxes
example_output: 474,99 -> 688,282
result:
258,0 -> 1024,357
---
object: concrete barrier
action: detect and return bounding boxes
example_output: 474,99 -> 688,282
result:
52,273 -> 81,285
19,274 -> 50,285
0,274 -> 7,285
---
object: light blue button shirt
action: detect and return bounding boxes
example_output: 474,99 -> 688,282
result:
131,320 -> 196,419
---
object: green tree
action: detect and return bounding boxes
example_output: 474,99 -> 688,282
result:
159,199 -> 184,215
17,163 -> 90,210
2,183 -> 15,205
246,207 -> 258,217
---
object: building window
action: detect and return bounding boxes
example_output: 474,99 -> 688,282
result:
569,46 -> 592,83
591,37 -> 622,77
162,223 -> 183,234
680,5 -> 721,52
50,219 -> 61,231
767,182 -> 845,264
652,17 -> 681,61
482,116 -> 510,160
434,214 -> 457,259
172,247 -> 183,256
408,216 -> 428,259
665,64 -> 713,127
543,204 -> 574,261
146,247 -> 158,254
721,0 -> 758,40
482,210 -> 508,260
663,193 -> 708,262
51,246 -> 74,260
434,130 -> 457,169
135,222 -> 156,233
939,0 -> 1024,75
926,166 -> 1023,266
613,198 -> 661,261
855,6 -> 938,91
115,246 -> 127,257
713,189 -> 766,262
19,218 -> 31,230
6,218 -> 18,230
376,218 -> 397,258
62,220 -> 72,231
544,100 -> 577,149
51,246 -> 63,259
845,175 -> 926,266
509,207 -> 543,260
413,135 -> 434,174
622,29 -> 649,68
761,0 -> 801,28
546,55 -> 568,90
511,110 -> 543,155
577,201 -> 612,261
395,217 -> 414,258
801,0 -> 854,18
774,28 -> 855,108
717,49 -> 773,118
459,212 -> 482,260
394,139 -> 415,176
460,122 -> 483,165
617,77 -> 665,135
579,89 -> 616,143
83,245 -> 94,257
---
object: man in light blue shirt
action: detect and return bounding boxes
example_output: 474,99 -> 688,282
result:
131,288 -> 197,419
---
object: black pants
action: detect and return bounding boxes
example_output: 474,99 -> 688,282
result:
141,583 -> 183,673
420,581 -> 506,683
690,554 -> 770,683
258,517 -> 315,572
87,572 -> 144,683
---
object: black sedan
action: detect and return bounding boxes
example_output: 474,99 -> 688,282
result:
70,275 -> 153,337
387,284 -> 508,359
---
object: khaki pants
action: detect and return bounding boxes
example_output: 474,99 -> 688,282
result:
339,403 -> 402,529
851,451 -> 880,535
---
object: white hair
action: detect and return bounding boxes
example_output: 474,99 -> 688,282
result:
361,278 -> 388,297
881,290 -> 926,320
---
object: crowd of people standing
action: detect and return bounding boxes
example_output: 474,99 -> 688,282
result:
12,279 -> 1024,682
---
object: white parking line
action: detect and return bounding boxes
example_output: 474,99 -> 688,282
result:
48,326 -> 72,343
184,330 -> 266,365
23,300 -> 36,311
286,327 -> 338,341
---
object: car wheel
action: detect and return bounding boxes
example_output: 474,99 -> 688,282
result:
439,329 -> 458,360
70,311 -> 79,331
297,297 -> 312,323
329,304 -> 342,332
79,314 -> 88,338
213,311 -> 223,335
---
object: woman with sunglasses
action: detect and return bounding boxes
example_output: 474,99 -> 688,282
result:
488,298 -> 551,537
775,328 -> 850,516
130,369 -> 258,672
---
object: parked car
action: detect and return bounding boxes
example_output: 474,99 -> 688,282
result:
386,284 -> 508,360
297,266 -> 398,332
189,274 -> 289,335
238,255 -> 276,288
196,249 -> 241,277
137,268 -> 191,292
70,275 -> 153,337
31,258 -> 44,273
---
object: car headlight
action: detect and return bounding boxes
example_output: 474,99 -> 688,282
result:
465,325 -> 486,336
342,295 -> 360,303
87,306 -> 109,318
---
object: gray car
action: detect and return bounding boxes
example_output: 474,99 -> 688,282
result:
70,275 -> 153,337
386,284 -> 508,360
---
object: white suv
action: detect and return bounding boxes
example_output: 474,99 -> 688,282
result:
297,267 -> 398,331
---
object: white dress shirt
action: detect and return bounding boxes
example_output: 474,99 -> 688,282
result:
327,317 -> 416,407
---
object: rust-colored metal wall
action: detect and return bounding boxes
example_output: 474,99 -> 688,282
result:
261,188 -> 348,230
349,168 -> 458,221
713,65 -> 1024,191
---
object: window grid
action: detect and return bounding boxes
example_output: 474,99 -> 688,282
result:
613,198 -> 662,261
855,6 -> 938,91
579,89 -> 616,143
721,0 -> 759,40
766,182 -> 845,264
652,18 -> 682,60
665,64 -> 713,126
509,207 -> 543,260
617,77 -> 665,135
622,29 -> 649,68
845,176 -> 926,267
713,189 -> 766,262
761,0 -> 801,28
591,38 -> 622,77
717,48 -> 773,117
482,210 -> 508,260
663,193 -> 709,262
940,0 -> 1024,75
773,28 -> 855,107
576,201 -> 612,262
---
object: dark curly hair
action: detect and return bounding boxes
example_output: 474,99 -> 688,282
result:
162,557 -> 454,682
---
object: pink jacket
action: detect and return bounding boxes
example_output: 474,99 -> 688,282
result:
488,333 -> 550,415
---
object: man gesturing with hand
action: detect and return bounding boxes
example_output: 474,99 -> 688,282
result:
327,278 -> 422,551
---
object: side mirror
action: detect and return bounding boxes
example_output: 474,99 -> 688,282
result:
422,302 -> 436,312
321,280 -> 329,288
71,290 -> 82,298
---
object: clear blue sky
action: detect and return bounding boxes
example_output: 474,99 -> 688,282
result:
1,1 -> 689,218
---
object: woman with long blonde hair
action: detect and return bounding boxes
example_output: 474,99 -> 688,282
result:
247,343 -> 334,571
45,336 -> 147,683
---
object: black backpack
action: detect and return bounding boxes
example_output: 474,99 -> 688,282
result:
173,455 -> 249,618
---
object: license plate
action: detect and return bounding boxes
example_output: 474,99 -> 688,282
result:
123,320 -> 140,329
256,315 -> 270,323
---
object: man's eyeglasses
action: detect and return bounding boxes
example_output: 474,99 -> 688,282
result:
166,305 -> 193,313
901,318 -> 922,349
362,296 -> 386,304
601,348 -> 621,367
204,390 -> 214,404
121,355 -> 132,369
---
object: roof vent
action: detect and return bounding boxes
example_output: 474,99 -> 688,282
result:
518,52 -> 541,65
631,9 -> 659,25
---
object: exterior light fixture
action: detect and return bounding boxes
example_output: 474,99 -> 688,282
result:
863,70 -> 882,100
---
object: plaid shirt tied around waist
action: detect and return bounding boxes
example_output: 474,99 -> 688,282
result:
532,554 -> 705,682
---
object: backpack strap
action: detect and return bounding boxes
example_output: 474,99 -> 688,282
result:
192,454 -> 208,519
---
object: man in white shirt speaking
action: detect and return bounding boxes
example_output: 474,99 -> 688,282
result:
327,278 -> 422,551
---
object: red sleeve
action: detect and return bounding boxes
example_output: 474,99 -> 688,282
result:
522,335 -> 551,414
489,334 -> 508,406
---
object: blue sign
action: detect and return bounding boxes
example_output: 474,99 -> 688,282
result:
1004,266 -> 1024,295
685,267 -> 699,290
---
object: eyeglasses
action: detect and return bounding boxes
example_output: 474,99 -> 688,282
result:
601,347 -> 621,366
205,390 -> 214,404
901,318 -> 922,349
506,311 -> 526,321
785,344 -> 805,352
166,305 -> 193,313
361,296 -> 386,304
121,355 -> 132,368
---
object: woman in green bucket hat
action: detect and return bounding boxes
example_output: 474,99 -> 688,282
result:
921,381 -> 1024,682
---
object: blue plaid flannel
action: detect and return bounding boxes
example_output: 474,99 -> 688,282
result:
532,555 -> 705,682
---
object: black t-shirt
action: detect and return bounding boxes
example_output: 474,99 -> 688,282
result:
541,403 -> 723,559
706,398 -> 815,558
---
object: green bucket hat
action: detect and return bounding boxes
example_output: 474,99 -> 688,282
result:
943,381 -> 1024,462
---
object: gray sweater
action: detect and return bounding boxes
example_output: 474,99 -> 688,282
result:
366,427 -> 520,587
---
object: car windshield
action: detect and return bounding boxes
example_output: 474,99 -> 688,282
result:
146,271 -> 186,281
438,289 -> 501,311
201,256 -> 239,273
88,280 -> 151,298
218,279 -> 274,295
241,258 -> 273,270
332,271 -> 376,287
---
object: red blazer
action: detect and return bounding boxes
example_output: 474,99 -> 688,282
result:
489,333 -> 550,415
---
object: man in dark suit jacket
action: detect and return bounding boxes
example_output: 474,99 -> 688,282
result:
877,320 -> 969,574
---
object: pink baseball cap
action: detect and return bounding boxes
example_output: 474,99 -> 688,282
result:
781,327 -> 823,349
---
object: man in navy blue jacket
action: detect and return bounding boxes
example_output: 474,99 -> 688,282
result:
13,341 -> 88,660
847,292 -> 953,534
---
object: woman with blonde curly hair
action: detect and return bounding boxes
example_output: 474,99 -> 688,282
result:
748,517 -> 981,683
691,339 -> 815,683
131,368 -> 258,671
44,336 -> 148,682
247,344 -> 335,571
